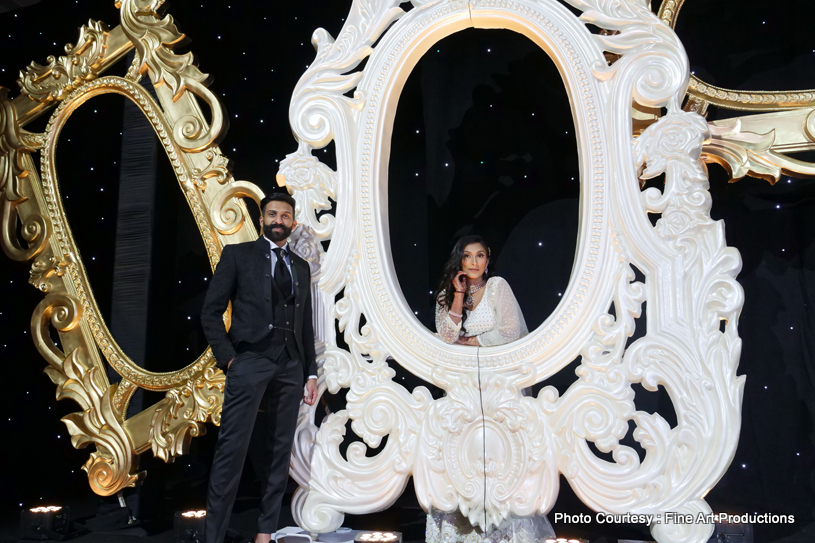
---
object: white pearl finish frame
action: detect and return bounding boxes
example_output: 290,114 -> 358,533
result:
278,1 -> 745,542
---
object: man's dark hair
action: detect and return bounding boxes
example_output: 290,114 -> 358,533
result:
260,192 -> 296,215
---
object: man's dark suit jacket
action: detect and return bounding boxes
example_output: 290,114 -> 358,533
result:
201,236 -> 318,381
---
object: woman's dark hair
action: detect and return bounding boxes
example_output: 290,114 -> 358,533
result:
260,192 -> 296,215
435,235 -> 492,325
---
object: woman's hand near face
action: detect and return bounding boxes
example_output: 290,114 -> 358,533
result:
453,271 -> 467,293
448,271 -> 467,321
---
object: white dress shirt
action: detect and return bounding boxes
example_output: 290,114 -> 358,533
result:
264,236 -> 294,294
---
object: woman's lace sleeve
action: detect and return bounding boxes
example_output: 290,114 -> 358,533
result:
435,295 -> 462,344
477,278 -> 528,347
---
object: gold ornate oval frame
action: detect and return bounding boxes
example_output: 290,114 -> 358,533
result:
41,75 -> 215,394
657,0 -> 815,111
0,0 -> 271,495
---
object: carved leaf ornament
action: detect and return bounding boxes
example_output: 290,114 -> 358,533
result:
1,1 -> 743,542
278,1 -> 744,543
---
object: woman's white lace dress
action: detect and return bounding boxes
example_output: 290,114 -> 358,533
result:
435,276 -> 528,346
430,277 -> 553,543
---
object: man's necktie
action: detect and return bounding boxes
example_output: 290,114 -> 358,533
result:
272,247 -> 293,296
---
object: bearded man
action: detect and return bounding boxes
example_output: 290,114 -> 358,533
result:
201,192 -> 318,543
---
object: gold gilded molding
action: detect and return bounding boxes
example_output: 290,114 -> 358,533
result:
18,20 -> 110,103
193,148 -> 232,190
211,181 -> 267,236
149,367 -> 225,462
117,0 -> 227,153
41,75 -> 216,391
29,255 -> 70,292
112,379 -> 138,422
12,25 -> 134,129
657,0 -> 686,29
0,89 -> 49,262
704,112 -> 815,183
32,293 -> 142,495
1,1 -> 268,497
688,79 -> 815,113
656,1 -> 815,183
657,1 -> 815,112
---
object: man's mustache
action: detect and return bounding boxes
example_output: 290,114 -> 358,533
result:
264,223 -> 291,238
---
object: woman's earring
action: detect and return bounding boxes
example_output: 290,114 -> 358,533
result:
485,265 -> 489,275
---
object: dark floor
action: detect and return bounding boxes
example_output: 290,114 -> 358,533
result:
4,490 -> 815,543
0,492 -> 429,543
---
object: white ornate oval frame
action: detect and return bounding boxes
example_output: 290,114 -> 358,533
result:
356,1 -> 611,382
280,2 -> 745,543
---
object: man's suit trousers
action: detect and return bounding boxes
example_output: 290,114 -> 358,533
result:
205,349 -> 304,543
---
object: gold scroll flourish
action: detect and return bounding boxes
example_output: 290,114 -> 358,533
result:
149,367 -> 225,462
117,0 -> 227,152
704,117 -> 815,184
18,20 -> 109,103
29,255 -> 70,293
211,181 -> 265,236
32,293 -> 143,495
0,87 -> 49,262
40,75 -> 217,391
657,1 -> 815,112
192,148 -> 233,191
32,292 -> 83,374
65,363 -> 143,495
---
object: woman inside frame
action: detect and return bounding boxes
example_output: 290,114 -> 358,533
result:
429,235 -> 554,543
435,235 -> 528,347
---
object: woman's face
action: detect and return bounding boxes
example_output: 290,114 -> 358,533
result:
460,242 -> 488,281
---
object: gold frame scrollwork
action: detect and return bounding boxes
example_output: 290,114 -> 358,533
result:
657,0 -> 815,112
0,0 -> 267,496
655,1 -> 815,184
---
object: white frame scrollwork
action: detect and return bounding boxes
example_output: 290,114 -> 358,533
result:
280,1 -> 744,543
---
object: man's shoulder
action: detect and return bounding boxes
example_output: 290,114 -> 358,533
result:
223,238 -> 263,254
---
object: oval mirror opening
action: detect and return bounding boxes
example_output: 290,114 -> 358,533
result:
56,92 -> 212,386
388,29 -> 579,345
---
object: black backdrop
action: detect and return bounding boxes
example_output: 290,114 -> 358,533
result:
390,28 -> 578,332
1,1 -> 814,542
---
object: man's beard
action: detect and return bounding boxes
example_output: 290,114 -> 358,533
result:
264,222 -> 292,242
